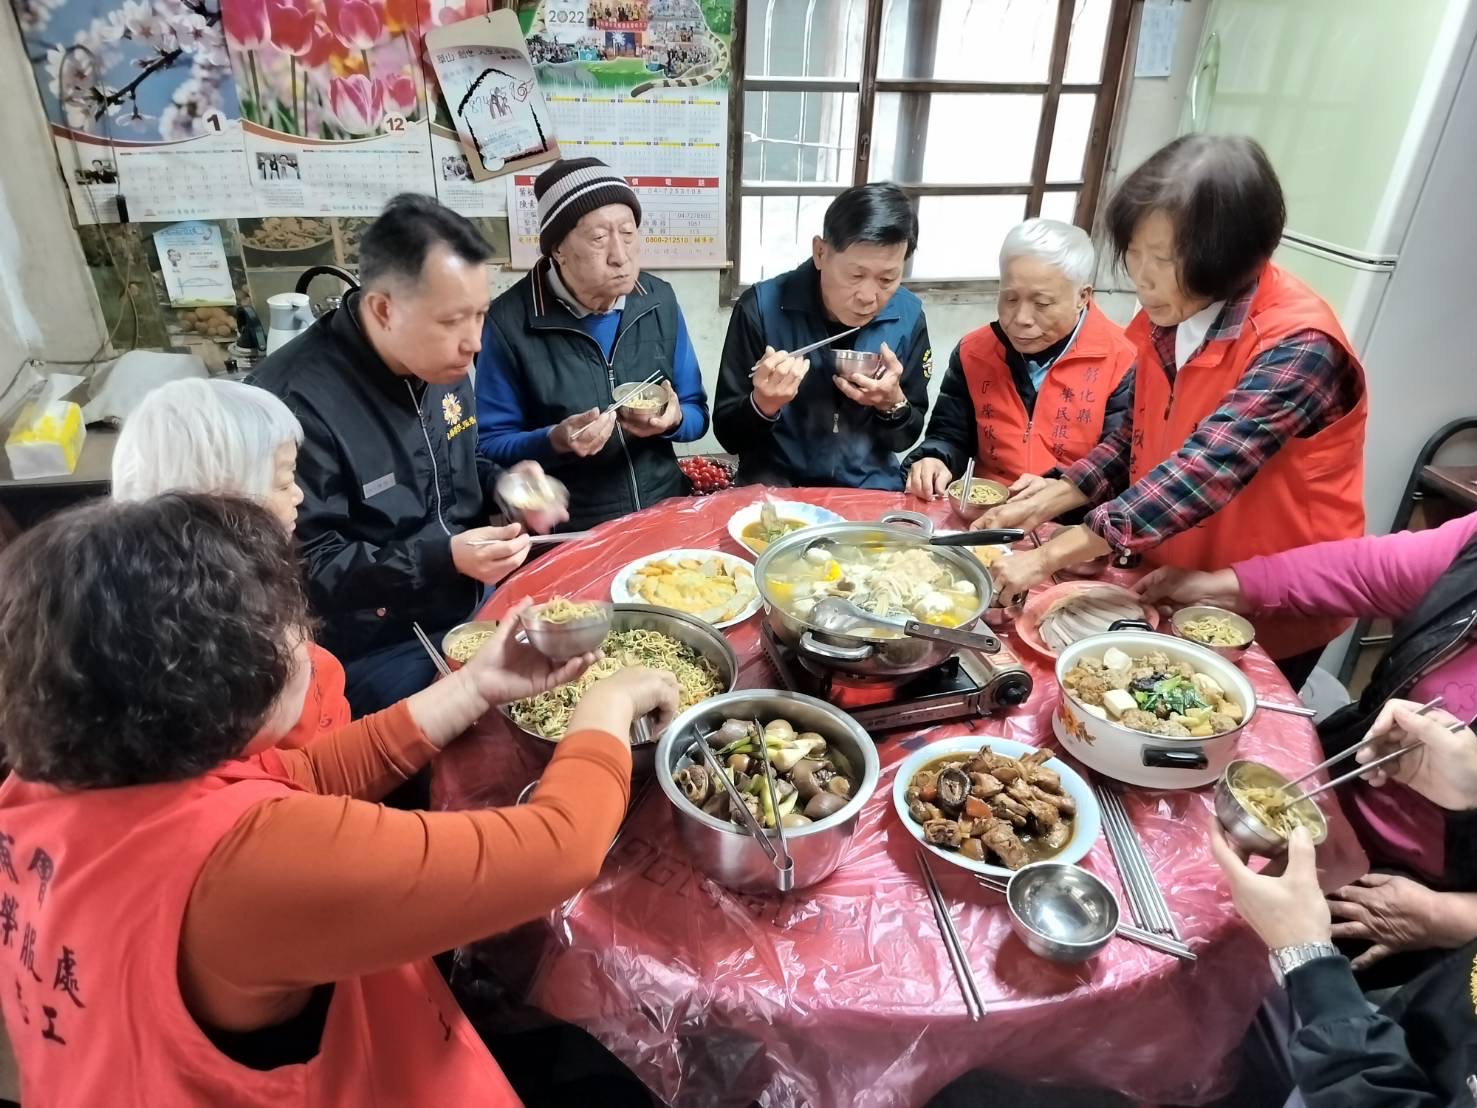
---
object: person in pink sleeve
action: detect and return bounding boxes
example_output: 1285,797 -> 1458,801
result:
1139,512 -> 1477,977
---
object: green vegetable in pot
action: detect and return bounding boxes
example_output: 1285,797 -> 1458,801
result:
1131,673 -> 1210,718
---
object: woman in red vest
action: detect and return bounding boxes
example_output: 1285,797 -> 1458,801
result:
983,136 -> 1368,689
905,218 -> 1136,497
0,493 -> 678,1107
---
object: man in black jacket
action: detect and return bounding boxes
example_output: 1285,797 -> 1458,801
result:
253,195 -> 549,716
1210,699 -> 1477,1106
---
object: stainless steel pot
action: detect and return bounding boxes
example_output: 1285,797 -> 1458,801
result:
753,512 -> 996,679
655,690 -> 881,893
500,604 -> 739,776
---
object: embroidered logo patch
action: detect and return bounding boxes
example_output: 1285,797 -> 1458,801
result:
441,393 -> 463,426
922,348 -> 934,380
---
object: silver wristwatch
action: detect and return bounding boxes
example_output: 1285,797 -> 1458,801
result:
880,396 -> 909,418
1269,942 -> 1340,986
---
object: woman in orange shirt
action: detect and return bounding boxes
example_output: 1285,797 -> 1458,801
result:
0,492 -> 678,1107
111,377 -> 350,747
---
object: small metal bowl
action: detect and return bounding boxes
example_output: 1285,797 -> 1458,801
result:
613,380 -> 666,414
1171,605 -> 1256,662
519,600 -> 613,661
1006,862 -> 1120,963
946,477 -> 1010,522
494,469 -> 569,534
832,348 -> 881,379
1216,759 -> 1329,857
442,620 -> 500,671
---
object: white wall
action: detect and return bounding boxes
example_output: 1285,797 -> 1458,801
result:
0,10 -> 109,401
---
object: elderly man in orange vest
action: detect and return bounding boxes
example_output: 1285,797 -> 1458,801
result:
905,218 -> 1136,500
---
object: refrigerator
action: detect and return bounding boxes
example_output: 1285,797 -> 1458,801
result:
1181,0 -> 1477,541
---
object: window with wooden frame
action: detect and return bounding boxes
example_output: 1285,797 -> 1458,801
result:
725,0 -> 1135,298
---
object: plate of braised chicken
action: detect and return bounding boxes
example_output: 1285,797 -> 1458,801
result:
892,737 -> 1101,878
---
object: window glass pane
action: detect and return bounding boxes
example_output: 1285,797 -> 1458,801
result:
1038,190 -> 1079,224
1046,93 -> 1095,182
746,0 -> 867,78
1064,0 -> 1113,84
870,94 -> 1041,185
743,91 -> 858,184
878,0 -> 1058,81
910,194 -> 1028,280
740,194 -> 837,285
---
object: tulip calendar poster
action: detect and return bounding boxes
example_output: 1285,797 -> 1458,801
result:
12,0 -> 731,261
10,0 -> 530,221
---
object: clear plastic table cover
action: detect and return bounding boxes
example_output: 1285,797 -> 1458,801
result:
433,488 -> 1368,1108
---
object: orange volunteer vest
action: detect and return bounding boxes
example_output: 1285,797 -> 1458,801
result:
0,758 -> 521,1108
1126,263 -> 1368,659
960,301 -> 1136,483
276,641 -> 351,749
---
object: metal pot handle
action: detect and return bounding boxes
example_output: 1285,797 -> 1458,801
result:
1109,618 -> 1154,633
879,510 -> 934,535
1141,746 -> 1209,771
800,631 -> 874,662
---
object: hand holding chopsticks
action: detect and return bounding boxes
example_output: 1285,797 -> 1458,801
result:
1275,695 -> 1469,812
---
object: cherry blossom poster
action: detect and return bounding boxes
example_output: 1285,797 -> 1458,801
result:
13,0 -> 256,223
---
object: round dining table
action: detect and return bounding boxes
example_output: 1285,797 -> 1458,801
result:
433,486 -> 1369,1108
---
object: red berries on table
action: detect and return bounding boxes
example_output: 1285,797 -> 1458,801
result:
679,456 -> 734,495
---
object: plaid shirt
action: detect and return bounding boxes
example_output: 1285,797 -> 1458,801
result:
1061,281 -> 1360,555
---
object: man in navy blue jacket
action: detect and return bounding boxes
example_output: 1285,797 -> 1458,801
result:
713,183 -> 932,490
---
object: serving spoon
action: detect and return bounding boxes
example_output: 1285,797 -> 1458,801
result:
811,596 -> 1003,654
801,527 -> 1025,560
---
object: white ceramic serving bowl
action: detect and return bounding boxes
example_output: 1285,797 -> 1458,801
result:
1052,630 -> 1257,789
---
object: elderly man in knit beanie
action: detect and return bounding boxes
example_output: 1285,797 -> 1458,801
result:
475,157 -> 710,532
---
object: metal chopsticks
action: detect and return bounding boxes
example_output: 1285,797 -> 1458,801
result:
1281,703 -> 1467,810
957,459 -> 975,517
916,847 -> 986,1021
751,718 -> 794,892
1279,695 -> 1444,795
1092,781 -> 1181,939
747,326 -> 862,376
574,369 -> 665,437
689,730 -> 794,889
469,531 -> 592,548
973,874 -> 1196,961
412,621 -> 454,679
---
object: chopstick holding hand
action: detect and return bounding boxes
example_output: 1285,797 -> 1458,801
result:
751,347 -> 811,418
1135,567 -> 1244,610
1356,699 -> 1477,810
833,342 -> 905,411
452,523 -> 531,584
1207,817 -> 1332,949
551,408 -> 617,456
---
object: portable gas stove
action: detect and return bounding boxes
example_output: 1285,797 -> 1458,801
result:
759,622 -> 1033,733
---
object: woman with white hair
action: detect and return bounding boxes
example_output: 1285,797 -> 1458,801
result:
905,217 -> 1136,497
112,378 -> 349,748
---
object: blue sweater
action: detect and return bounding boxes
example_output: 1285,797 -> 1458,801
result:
477,302 -> 707,467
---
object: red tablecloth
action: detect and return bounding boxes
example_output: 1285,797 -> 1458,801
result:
434,487 -> 1368,1108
